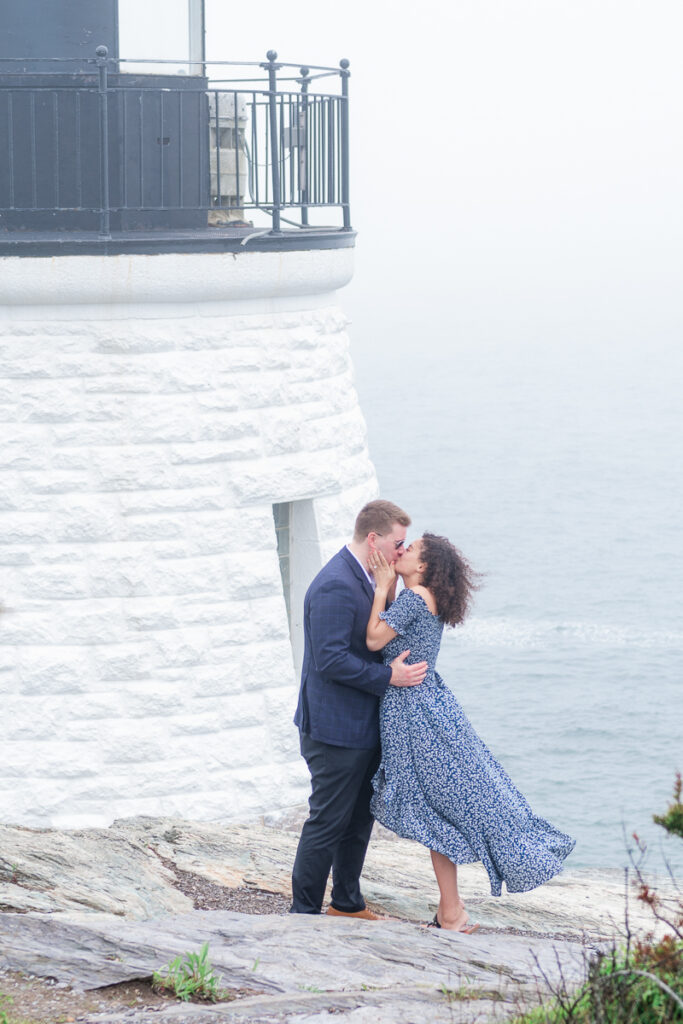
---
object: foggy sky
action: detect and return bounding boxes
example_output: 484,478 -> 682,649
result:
119,0 -> 683,347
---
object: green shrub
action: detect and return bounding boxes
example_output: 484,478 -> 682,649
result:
514,940 -> 683,1023
653,773 -> 683,840
0,992 -> 12,1024
513,775 -> 683,1024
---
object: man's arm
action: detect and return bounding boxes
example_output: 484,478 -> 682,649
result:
309,580 -> 426,693
309,579 -> 390,696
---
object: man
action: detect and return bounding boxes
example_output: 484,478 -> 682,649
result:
291,499 -> 428,917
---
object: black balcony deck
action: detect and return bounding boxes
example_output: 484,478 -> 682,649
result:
0,224 -> 356,258
0,51 -> 353,256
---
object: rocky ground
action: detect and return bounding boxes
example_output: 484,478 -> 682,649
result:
0,815 -> 674,1023
0,873 -> 292,1023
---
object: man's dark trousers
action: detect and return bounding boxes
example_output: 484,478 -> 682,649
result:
291,732 -> 380,914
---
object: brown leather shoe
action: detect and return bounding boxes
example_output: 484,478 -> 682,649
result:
326,905 -> 382,920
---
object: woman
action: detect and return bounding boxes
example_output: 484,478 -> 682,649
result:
366,534 -> 575,933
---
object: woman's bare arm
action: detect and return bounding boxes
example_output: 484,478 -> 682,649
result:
366,552 -> 398,651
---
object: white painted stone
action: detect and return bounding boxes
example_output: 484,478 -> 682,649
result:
0,247 -> 378,828
124,516 -> 189,542
0,549 -> 32,566
21,567 -> 92,601
0,514 -> 54,544
93,642 -> 159,681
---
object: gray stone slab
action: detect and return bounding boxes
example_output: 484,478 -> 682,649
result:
75,991 -> 515,1023
0,908 -> 588,1023
0,822 -> 192,918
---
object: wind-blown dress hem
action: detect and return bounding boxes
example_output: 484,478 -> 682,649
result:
370,588 -> 575,896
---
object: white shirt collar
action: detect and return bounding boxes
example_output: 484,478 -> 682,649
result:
346,544 -> 375,590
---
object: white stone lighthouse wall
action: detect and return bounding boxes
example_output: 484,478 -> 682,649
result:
0,249 -> 378,828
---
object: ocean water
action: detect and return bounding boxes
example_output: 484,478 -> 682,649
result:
350,329 -> 683,875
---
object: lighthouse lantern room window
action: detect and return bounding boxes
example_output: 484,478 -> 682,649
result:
118,0 -> 205,75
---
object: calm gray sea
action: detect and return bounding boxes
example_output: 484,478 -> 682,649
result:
351,329 -> 682,874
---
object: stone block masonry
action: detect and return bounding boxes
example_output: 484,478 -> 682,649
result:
0,249 -> 378,827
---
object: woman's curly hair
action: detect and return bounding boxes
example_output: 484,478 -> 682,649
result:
419,533 -> 482,627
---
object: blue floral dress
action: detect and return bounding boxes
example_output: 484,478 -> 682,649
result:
370,588 -> 575,895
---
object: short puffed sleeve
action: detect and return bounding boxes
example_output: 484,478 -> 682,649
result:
379,588 -> 423,636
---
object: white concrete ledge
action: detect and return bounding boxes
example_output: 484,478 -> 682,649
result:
0,248 -> 354,307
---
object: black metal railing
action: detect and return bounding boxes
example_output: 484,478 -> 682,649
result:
0,48 -> 351,237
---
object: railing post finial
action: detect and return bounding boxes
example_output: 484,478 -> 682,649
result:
299,68 -> 310,227
95,45 -> 111,239
339,60 -> 351,230
264,51 -> 281,233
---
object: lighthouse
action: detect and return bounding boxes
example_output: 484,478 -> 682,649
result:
0,1 -> 378,827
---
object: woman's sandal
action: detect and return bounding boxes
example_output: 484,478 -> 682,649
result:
428,912 -> 480,934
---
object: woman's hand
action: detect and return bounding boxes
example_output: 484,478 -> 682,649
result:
369,550 -> 395,592
366,550 -> 398,650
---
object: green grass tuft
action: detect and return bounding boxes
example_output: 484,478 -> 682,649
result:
152,942 -> 231,1003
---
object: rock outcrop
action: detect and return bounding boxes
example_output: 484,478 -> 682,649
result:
0,815 -> 667,938
0,815 -> 675,1022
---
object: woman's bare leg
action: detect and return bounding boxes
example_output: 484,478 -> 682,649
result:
430,850 -> 469,929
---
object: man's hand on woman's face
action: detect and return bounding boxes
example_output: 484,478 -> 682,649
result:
369,550 -> 395,591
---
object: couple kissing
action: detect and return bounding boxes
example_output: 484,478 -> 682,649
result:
290,499 -> 574,931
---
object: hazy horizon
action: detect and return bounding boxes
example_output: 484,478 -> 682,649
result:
117,2 -> 683,866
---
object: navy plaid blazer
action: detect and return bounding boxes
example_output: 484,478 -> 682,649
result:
294,546 -> 392,749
